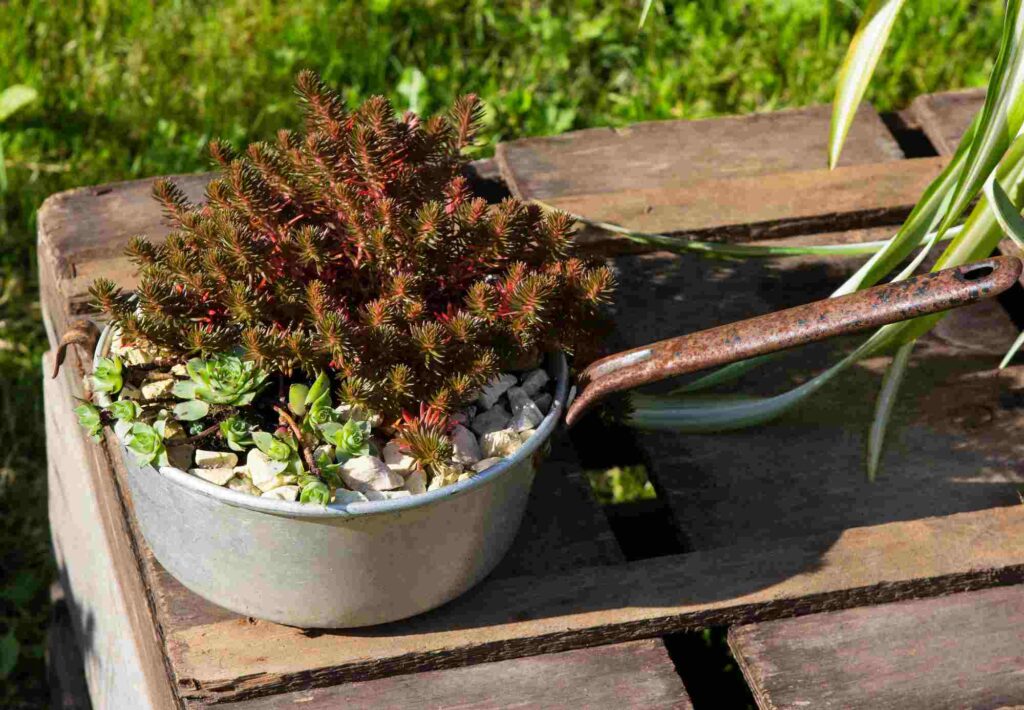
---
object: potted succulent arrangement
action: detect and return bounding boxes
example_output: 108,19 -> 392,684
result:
69,69 -> 1015,631
72,71 -> 614,627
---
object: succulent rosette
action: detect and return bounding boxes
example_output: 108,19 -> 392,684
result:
172,355 -> 269,421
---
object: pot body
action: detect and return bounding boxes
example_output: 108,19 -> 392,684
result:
102,328 -> 568,628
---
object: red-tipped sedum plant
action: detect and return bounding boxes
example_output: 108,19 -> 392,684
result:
77,71 -> 613,504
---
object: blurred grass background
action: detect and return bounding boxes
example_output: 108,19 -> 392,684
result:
0,0 -> 1005,705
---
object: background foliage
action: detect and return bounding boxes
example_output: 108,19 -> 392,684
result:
0,0 -> 1003,705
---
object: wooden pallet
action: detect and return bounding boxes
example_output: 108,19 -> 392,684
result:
41,90 -> 1024,708
721,89 -> 1024,710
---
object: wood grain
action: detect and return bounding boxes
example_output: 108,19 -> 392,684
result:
907,88 -> 984,157
556,158 -> 946,248
606,245 -> 1024,550
166,505 -> 1024,703
221,639 -> 692,710
496,104 -> 922,250
729,584 -> 1024,710
496,104 -> 903,200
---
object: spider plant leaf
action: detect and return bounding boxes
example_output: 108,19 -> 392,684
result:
983,174 -> 1024,368
639,0 -> 654,28
0,85 -> 38,123
985,173 -> 1024,249
851,130 -> 1024,350
867,340 -> 915,482
1001,331 -> 1024,369
672,354 -> 778,394
828,0 -> 906,169
539,202 -> 958,259
630,317 -> 909,434
834,120 -> 976,295
936,0 -> 1024,236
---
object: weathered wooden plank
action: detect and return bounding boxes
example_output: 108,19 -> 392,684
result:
560,158 -> 946,248
728,584 -> 1024,710
497,104 -> 903,200
496,104 -> 918,249
218,639 -> 691,710
44,351 -> 179,710
607,243 -> 1024,550
166,505 -> 1024,703
907,88 -> 984,157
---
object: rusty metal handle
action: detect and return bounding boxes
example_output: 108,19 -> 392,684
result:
564,256 -> 1023,427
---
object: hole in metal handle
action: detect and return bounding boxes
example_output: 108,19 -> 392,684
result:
961,264 -> 995,281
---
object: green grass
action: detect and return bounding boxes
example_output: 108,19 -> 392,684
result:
587,465 -> 658,504
0,0 -> 1006,704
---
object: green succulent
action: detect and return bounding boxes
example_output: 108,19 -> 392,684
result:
288,383 -> 309,417
74,403 -> 103,442
106,399 -> 143,441
298,474 -> 331,506
126,422 -> 168,467
91,356 -> 123,395
318,419 -> 371,462
107,399 -> 142,422
172,354 -> 268,420
252,430 -> 306,477
252,431 -> 294,462
219,416 -> 254,452
300,372 -> 338,428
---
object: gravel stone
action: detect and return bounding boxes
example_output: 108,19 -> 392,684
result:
480,428 -> 522,459
140,378 -> 174,400
260,485 -> 299,501
188,467 -> 236,486
475,373 -> 517,410
340,455 -> 405,492
472,457 -> 503,473
382,441 -> 416,475
195,450 -> 238,469
451,424 -> 483,464
470,404 -> 510,436
247,449 -> 288,489
404,470 -> 427,495
519,368 -> 550,396
507,387 -> 544,431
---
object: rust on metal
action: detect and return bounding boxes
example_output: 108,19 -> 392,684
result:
564,256 -> 1023,427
